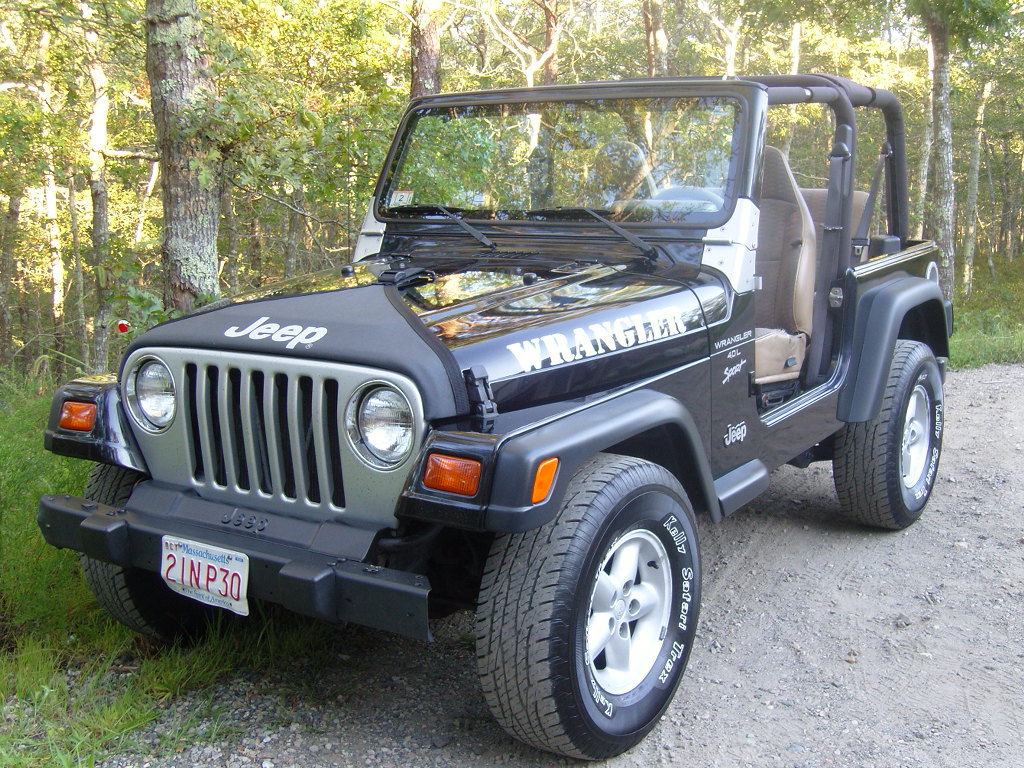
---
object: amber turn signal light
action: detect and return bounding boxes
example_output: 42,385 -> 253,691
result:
58,401 -> 97,432
531,457 -> 559,504
423,453 -> 481,496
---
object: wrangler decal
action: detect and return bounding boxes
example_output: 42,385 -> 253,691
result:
506,306 -> 698,373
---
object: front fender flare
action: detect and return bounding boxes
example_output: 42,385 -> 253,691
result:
484,389 -> 717,532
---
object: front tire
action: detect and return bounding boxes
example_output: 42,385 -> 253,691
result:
80,464 -> 218,642
476,454 -> 701,759
833,340 -> 944,529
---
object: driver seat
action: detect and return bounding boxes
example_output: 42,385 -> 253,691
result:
754,147 -> 816,384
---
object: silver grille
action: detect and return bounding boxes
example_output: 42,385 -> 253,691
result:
122,348 -> 425,526
184,364 -> 346,509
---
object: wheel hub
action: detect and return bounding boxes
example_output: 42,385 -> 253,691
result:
586,528 -> 672,696
900,384 -> 931,489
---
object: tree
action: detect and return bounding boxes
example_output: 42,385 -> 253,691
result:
961,78 -> 993,296
144,0 -> 221,313
410,0 -> 443,98
642,0 -> 668,77
909,0 -> 1010,300
477,0 -> 572,87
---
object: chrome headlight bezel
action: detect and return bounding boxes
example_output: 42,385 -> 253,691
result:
124,356 -> 176,433
345,383 -> 415,469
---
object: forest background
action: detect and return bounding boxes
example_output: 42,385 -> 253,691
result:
1,0 -> 1022,381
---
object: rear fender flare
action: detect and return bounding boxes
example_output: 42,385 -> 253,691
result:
839,277 -> 950,423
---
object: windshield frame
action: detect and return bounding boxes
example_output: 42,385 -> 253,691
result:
374,80 -> 764,233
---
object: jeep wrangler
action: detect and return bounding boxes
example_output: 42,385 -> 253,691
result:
39,74 -> 951,759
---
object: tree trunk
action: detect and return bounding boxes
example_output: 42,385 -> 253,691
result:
1011,150 -> 1019,264
68,173 -> 90,371
923,18 -> 955,301
248,214 -> 264,287
538,0 -> 560,85
642,0 -> 668,78
960,80 -> 992,298
779,21 -> 802,158
913,37 -> 934,240
283,185 -> 305,279
82,2 -> 110,371
0,192 -> 21,366
410,0 -> 442,99
220,179 -> 238,293
1006,149 -> 1022,264
43,155 -> 65,376
480,1 -> 562,89
134,160 -> 160,244
145,0 -> 221,314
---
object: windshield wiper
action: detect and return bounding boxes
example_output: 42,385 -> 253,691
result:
578,207 -> 657,260
387,203 -> 496,251
525,207 -> 657,261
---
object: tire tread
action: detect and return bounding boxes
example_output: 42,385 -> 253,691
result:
476,454 -> 688,759
833,340 -> 940,529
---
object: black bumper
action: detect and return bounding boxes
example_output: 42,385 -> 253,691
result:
38,487 -> 432,641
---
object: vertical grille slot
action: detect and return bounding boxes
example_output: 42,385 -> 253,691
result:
185,363 -> 205,481
274,373 -> 296,499
205,366 -> 226,486
321,378 -> 346,508
226,368 -> 249,491
244,370 -> 272,495
299,377 -> 320,503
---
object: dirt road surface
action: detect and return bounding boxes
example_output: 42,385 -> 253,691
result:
98,364 -> 1024,768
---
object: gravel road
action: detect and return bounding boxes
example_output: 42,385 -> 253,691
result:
97,364 -> 1024,768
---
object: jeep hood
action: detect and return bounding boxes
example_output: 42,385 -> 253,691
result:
126,256 -> 720,419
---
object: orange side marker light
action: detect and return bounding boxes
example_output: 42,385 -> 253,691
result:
423,453 -> 482,496
531,457 -> 560,504
58,401 -> 97,432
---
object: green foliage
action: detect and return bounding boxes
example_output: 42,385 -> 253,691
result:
908,0 -> 1012,46
0,0 -> 1022,373
950,255 -> 1024,367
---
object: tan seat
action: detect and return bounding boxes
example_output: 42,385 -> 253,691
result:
754,147 -> 816,384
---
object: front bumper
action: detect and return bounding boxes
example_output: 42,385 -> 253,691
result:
38,483 -> 432,640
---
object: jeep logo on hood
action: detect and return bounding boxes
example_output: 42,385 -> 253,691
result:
224,316 -> 327,349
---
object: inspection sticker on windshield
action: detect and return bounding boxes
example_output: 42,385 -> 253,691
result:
160,535 -> 250,616
390,190 -> 414,206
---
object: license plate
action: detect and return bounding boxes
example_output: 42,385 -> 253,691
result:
160,535 -> 250,616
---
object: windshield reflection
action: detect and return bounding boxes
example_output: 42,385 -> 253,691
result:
381,96 -> 740,226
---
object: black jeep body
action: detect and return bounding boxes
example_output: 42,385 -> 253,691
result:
38,74 -> 951,759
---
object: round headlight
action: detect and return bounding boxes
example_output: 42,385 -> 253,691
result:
347,386 -> 414,467
127,358 -> 176,431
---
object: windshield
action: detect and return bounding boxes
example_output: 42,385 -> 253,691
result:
379,96 -> 740,226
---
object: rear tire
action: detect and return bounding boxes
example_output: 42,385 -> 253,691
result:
80,464 -> 218,642
833,340 -> 944,529
476,454 -> 701,759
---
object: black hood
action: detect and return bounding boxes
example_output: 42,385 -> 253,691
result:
127,247 -> 721,420
125,280 -> 469,421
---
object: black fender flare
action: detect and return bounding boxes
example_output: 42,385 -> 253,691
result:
44,377 -> 148,473
484,389 -> 718,532
838,277 -> 950,423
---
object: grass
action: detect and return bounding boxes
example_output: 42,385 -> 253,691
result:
0,373 -> 350,767
949,254 -> 1024,369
